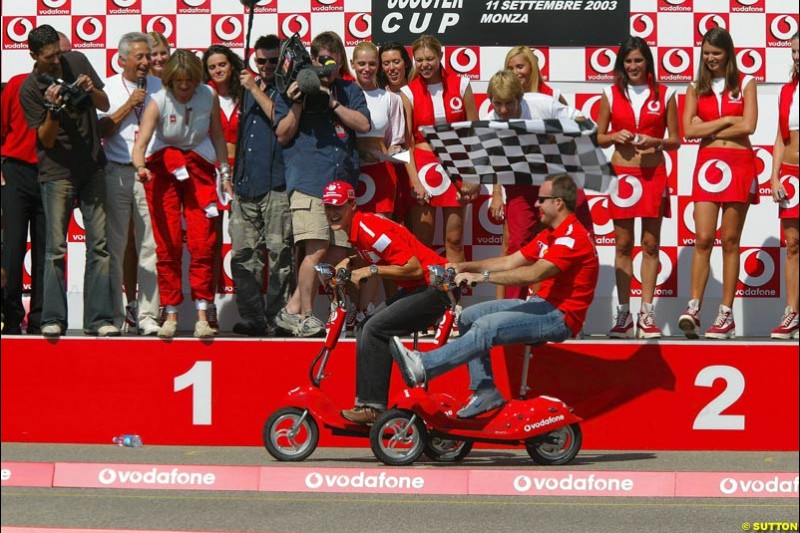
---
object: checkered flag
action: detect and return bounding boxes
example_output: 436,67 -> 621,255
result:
420,119 -> 614,192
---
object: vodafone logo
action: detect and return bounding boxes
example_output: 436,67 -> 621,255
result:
178,0 -> 210,14
589,48 -> 615,74
38,0 -> 71,14
478,197 -> 503,232
630,14 -> 656,45
346,13 -> 371,44
695,13 -> 728,45
24,247 -> 33,282
478,96 -> 493,119
697,159 -> 733,193
679,198 -> 722,245
587,196 -> 614,243
658,0 -> 692,12
730,0 -> 764,12
72,16 -> 105,49
779,174 -> 799,210
768,15 -> 799,45
4,17 -> 34,49
662,49 -> 690,75
280,14 -> 311,42
448,47 -> 479,79
736,49 -> 765,79
144,16 -> 175,41
752,147 -> 772,189
69,209 -> 86,241
646,100 -> 661,114
659,48 -> 693,81
610,174 -> 644,209
356,173 -> 376,207
107,49 -> 123,77
222,247 -> 234,293
449,96 -> 464,113
418,162 -> 451,197
304,471 -> 424,491
253,0 -> 278,14
107,0 -> 141,14
312,0 -> 344,12
737,248 -> 778,296
632,248 -> 677,296
576,94 -> 602,123
212,15 -> 244,45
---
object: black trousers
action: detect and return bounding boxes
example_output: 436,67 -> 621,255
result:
1,159 -> 45,333
355,285 -> 450,408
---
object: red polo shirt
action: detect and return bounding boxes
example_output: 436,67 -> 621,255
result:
520,213 -> 599,336
348,211 -> 446,290
1,73 -> 38,164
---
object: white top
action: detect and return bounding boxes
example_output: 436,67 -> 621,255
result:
603,85 -> 676,128
790,84 -> 799,131
401,76 -> 470,124
357,87 -> 406,147
98,74 -> 162,164
148,84 -> 216,163
484,92 -> 583,121
218,94 -> 236,120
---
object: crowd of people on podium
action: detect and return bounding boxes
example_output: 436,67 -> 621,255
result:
0,22 -> 797,342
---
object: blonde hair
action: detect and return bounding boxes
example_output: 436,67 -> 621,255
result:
504,46 -> 541,93
411,35 -> 443,59
161,49 -> 204,92
147,31 -> 170,52
487,70 -> 524,102
352,41 -> 379,61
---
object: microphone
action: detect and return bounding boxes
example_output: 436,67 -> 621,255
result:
311,55 -> 338,79
296,68 -> 320,95
136,76 -> 147,91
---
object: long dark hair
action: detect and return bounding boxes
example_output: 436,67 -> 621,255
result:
613,36 -> 659,100
696,27 -> 740,97
201,44 -> 243,100
377,41 -> 413,89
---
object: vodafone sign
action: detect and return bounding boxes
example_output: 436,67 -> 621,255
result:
2,16 -> 35,50
71,16 -> 106,49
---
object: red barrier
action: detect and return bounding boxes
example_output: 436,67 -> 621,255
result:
1,337 -> 796,451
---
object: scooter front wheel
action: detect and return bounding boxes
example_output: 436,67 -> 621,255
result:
264,407 -> 319,461
525,423 -> 582,465
370,409 -> 427,466
424,438 -> 473,462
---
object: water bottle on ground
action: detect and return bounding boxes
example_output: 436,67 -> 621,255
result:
113,434 -> 143,447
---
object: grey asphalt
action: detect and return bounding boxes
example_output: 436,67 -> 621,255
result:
2,443 -> 798,533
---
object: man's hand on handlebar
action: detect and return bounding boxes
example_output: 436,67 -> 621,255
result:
334,257 -> 351,271
445,262 -> 466,274
455,272 -> 482,287
350,267 -> 372,286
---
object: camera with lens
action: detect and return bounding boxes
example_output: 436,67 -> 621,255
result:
275,33 -> 339,113
41,74 -> 91,113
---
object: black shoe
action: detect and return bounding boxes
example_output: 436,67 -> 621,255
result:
3,327 -> 23,335
232,321 -> 268,337
26,325 -> 42,335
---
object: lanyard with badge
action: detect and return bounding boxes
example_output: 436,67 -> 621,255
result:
121,76 -> 146,142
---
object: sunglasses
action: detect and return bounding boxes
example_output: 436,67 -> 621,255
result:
535,195 -> 561,203
255,57 -> 279,65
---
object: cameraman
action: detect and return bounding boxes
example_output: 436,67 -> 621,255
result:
273,31 -> 370,337
19,24 -> 117,337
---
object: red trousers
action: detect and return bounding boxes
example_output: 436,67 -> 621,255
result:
144,149 -> 219,305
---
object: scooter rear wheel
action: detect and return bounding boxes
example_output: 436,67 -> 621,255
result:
264,407 -> 319,461
370,409 -> 427,466
525,423 -> 582,465
424,438 -> 473,462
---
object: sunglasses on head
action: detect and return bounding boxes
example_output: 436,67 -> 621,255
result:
255,57 -> 279,65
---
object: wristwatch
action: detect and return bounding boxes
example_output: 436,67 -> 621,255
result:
369,265 -> 379,277
482,270 -> 490,283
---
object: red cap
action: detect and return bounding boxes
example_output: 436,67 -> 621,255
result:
322,181 -> 356,206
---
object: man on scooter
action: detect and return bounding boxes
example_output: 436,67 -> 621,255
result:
390,173 -> 599,418
322,181 -> 451,425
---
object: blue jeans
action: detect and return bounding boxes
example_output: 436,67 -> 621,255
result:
41,171 -> 114,331
422,297 -> 571,389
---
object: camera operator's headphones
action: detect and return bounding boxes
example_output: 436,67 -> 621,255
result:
275,33 -> 311,95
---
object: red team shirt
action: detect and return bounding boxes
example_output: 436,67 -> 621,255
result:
520,213 -> 599,337
348,211 -> 446,290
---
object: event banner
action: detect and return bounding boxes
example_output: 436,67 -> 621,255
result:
372,0 -> 631,46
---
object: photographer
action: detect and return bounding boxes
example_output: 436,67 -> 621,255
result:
273,31 -> 370,337
19,24 -> 117,337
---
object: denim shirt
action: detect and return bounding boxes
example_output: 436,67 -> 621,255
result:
233,84 -> 285,199
274,78 -> 370,198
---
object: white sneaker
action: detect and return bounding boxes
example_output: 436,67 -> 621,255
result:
42,323 -> 63,337
95,324 -> 121,337
139,319 -> 161,336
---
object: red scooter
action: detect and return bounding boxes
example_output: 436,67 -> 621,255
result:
370,267 -> 583,467
263,264 -> 467,462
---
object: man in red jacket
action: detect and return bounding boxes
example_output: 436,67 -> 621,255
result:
1,72 -> 44,334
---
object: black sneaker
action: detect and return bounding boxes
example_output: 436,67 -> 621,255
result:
232,321 -> 268,337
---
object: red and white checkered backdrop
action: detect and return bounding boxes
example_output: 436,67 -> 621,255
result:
3,0 -> 798,335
